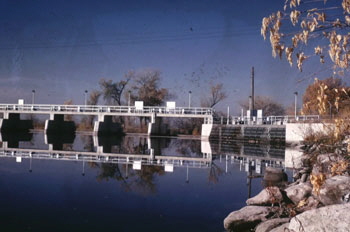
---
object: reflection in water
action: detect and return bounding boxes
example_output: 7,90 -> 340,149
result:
0,132 -> 287,193
0,131 -> 293,231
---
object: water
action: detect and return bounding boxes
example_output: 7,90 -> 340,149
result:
0,133 -> 287,232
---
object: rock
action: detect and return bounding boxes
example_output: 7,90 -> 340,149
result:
246,187 -> 283,205
300,167 -> 311,174
297,196 -> 320,213
300,155 -> 311,167
309,144 -> 317,152
263,167 -> 288,186
285,182 -> 312,204
292,171 -> 301,180
270,222 -> 289,232
289,204 -> 350,232
223,206 -> 277,231
255,218 -> 289,232
305,196 -> 319,209
300,173 -> 308,183
335,148 -> 343,155
312,153 -> 345,177
289,179 -> 300,186
318,175 -> 350,205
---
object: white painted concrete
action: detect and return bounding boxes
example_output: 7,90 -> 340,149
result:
286,123 -> 334,142
285,148 -> 303,169
201,140 -> 212,154
201,124 -> 213,140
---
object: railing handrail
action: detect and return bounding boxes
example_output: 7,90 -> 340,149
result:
0,103 -> 213,116
212,114 -> 321,125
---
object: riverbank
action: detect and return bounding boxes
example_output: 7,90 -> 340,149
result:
223,142 -> 350,231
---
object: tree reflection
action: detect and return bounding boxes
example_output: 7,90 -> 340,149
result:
94,163 -> 165,195
208,162 -> 224,184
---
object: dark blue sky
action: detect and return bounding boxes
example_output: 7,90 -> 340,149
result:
0,0 -> 337,112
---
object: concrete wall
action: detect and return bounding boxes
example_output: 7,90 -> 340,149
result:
201,124 -> 213,140
285,123 -> 334,143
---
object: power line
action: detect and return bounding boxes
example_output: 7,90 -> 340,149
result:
0,26 -> 261,50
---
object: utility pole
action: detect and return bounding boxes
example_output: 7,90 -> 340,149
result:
294,92 -> 298,119
250,67 -> 255,111
84,90 -> 88,106
32,90 -> 35,104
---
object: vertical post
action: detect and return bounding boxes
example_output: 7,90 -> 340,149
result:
126,163 -> 129,178
188,91 -> 192,108
294,91 -> 298,119
82,160 -> 85,176
227,106 -> 230,125
29,157 -> 32,173
32,90 -> 35,104
251,67 -> 254,111
128,90 -> 131,107
249,96 -> 252,111
84,90 -> 88,106
186,165 -> 189,183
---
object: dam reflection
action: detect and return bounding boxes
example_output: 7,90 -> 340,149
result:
0,132 -> 294,176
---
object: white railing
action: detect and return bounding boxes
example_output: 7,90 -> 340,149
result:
213,115 -> 320,125
0,148 -> 211,168
0,104 -> 213,117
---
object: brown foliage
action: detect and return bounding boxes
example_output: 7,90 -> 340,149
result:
262,0 -> 350,72
302,77 -> 350,116
310,173 -> 326,195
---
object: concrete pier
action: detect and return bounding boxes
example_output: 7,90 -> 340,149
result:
147,114 -> 168,136
93,115 -> 123,136
45,114 -> 75,134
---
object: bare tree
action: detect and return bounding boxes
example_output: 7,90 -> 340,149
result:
201,83 -> 227,108
239,96 -> 285,116
79,90 -> 101,130
99,72 -> 132,105
131,69 -> 170,106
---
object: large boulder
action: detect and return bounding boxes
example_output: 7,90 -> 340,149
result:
270,223 -> 289,232
264,167 -> 288,182
246,187 -> 283,205
255,218 -> 290,232
318,175 -> 350,205
285,182 -> 312,204
289,204 -> 350,231
223,206 -> 277,231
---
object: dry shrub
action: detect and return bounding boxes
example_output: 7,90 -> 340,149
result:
331,160 -> 349,176
310,173 -> 326,195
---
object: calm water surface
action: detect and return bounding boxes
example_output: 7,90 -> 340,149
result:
0,133 -> 287,232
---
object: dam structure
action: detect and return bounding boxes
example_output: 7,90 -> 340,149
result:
0,103 -> 213,136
